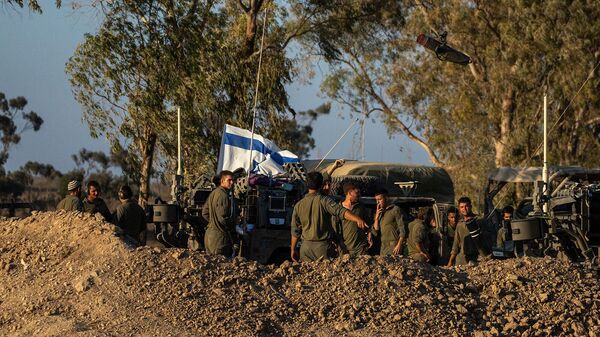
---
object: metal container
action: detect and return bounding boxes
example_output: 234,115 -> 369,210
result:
511,218 -> 543,241
152,204 -> 179,223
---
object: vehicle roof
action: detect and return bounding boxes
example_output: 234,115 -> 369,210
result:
303,160 -> 455,203
487,166 -> 600,183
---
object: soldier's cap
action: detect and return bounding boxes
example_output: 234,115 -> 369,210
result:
67,180 -> 81,191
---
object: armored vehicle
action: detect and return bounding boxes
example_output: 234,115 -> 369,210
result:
485,166 -> 600,268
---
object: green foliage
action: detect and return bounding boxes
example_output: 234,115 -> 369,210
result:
0,92 -> 44,168
298,0 -> 600,204
66,0 -> 317,193
2,0 -> 61,13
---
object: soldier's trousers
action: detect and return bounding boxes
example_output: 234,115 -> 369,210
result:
380,241 -> 397,256
300,240 -> 333,262
204,228 -> 232,257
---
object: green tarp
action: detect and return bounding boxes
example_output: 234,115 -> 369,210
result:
303,160 -> 454,204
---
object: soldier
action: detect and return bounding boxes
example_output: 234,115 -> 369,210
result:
202,170 -> 235,257
82,180 -> 111,220
447,196 -> 486,266
321,159 -> 344,195
114,185 -> 147,246
496,206 -> 514,250
291,171 -> 367,262
56,180 -> 83,211
372,188 -> 406,256
407,208 -> 435,262
446,206 -> 458,243
333,182 -> 372,257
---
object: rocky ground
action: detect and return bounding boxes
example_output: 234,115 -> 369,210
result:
0,211 -> 598,336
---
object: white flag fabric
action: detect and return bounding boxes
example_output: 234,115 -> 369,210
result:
216,124 -> 299,175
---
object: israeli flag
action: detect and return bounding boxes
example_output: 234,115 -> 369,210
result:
216,124 -> 299,175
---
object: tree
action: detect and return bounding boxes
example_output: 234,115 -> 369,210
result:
66,0 -> 322,205
299,0 -> 600,203
2,0 -> 61,13
0,92 -> 44,168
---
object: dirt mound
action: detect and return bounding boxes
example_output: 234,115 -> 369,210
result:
0,212 -> 599,336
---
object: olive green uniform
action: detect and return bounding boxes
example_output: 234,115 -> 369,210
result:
82,197 -> 111,221
115,200 -> 147,245
202,186 -> 234,256
496,227 -> 507,249
451,219 -> 479,265
407,219 -> 430,262
446,224 -> 456,243
333,202 -> 370,257
291,192 -> 346,262
57,195 -> 83,212
374,205 -> 405,255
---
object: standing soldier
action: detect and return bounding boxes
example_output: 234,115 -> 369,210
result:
333,182 -> 372,257
496,206 -> 514,251
445,206 -> 458,243
82,180 -> 111,220
57,180 -> 83,211
291,171 -> 367,262
407,208 -> 434,263
114,185 -> 147,246
202,170 -> 235,257
373,188 -> 406,256
447,196 -> 488,266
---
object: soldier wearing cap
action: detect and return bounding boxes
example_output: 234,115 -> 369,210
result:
82,180 -> 111,220
57,180 -> 83,212
114,185 -> 147,245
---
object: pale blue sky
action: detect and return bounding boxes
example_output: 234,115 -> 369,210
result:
0,5 -> 430,173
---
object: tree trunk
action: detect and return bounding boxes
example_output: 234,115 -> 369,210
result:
494,85 -> 514,167
242,0 -> 263,57
567,107 -> 584,160
138,130 -> 157,207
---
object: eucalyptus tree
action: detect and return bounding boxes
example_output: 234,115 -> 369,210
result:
296,0 -> 600,200
67,0 -> 307,205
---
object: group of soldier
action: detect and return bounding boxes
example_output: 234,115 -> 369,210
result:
202,160 -> 514,266
56,180 -> 147,245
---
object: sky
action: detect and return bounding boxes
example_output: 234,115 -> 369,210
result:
0,5 -> 431,174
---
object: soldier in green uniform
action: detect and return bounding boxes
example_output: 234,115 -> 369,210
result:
373,188 -> 406,256
114,185 -> 147,246
333,182 -> 372,257
56,180 -> 83,211
82,180 -> 111,220
291,171 -> 367,262
407,208 -> 434,263
445,206 -> 458,243
496,206 -> 514,250
202,170 -> 235,257
447,196 -> 486,266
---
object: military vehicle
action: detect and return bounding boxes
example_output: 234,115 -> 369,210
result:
148,160 -> 456,265
485,166 -> 600,268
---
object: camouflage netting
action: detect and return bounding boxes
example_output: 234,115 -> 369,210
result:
1,212 -> 599,336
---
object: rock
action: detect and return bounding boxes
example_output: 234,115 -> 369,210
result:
74,275 -> 95,292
